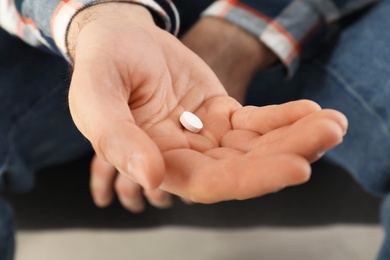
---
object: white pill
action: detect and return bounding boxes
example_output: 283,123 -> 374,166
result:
180,111 -> 203,133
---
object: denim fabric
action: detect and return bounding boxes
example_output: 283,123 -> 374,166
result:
0,29 -> 92,192
247,2 -> 390,259
1,2 -> 390,260
0,198 -> 14,260
0,29 -> 92,258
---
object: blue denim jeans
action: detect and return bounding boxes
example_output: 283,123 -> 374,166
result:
0,198 -> 14,260
246,2 -> 390,259
1,1 -> 390,259
0,29 -> 92,259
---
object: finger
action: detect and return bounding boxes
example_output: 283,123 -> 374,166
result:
95,123 -> 165,189
181,197 -> 194,205
161,150 -> 310,203
291,119 -> 344,162
231,100 -> 321,134
69,63 -> 165,190
144,189 -> 173,209
90,155 -> 116,207
223,109 -> 347,156
267,118 -> 343,162
225,118 -> 344,162
115,174 -> 146,213
293,109 -> 348,135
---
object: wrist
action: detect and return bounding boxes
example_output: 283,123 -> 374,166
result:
183,17 -> 277,71
181,17 -> 277,103
67,3 -> 155,62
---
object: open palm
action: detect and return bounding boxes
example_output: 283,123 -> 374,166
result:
68,5 -> 347,208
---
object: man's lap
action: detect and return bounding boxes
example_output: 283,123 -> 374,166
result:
0,197 -> 14,260
0,29 -> 91,192
247,1 -> 390,196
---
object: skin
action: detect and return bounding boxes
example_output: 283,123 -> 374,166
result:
181,16 -> 278,104
66,3 -> 348,212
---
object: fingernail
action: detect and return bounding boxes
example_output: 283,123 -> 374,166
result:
181,198 -> 194,205
317,151 -> 326,158
127,155 -> 150,189
94,196 -> 111,208
119,196 -> 145,214
151,196 -> 174,209
92,177 -> 111,207
273,184 -> 286,193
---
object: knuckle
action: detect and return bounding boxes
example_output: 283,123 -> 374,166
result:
144,189 -> 168,201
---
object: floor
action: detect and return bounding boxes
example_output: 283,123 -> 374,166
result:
6,159 -> 384,260
16,225 -> 383,260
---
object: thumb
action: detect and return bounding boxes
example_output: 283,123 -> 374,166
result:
68,63 -> 165,189
95,120 -> 165,189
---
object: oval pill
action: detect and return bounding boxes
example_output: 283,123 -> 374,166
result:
180,111 -> 203,133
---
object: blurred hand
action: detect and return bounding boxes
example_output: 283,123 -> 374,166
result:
181,17 -> 278,104
67,3 -> 347,210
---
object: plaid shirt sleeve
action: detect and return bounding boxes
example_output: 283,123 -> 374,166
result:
202,0 -> 379,77
0,0 -> 179,61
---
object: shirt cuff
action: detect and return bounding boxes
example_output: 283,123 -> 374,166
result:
52,0 -> 179,61
201,1 -> 306,78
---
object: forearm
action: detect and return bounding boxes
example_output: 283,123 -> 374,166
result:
201,0 -> 377,77
181,17 -> 277,103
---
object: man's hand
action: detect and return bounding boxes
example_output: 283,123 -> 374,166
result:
67,3 -> 347,210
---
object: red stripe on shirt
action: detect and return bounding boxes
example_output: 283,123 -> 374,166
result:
235,1 -> 301,61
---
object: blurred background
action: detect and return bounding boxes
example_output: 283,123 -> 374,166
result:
2,155 -> 383,259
